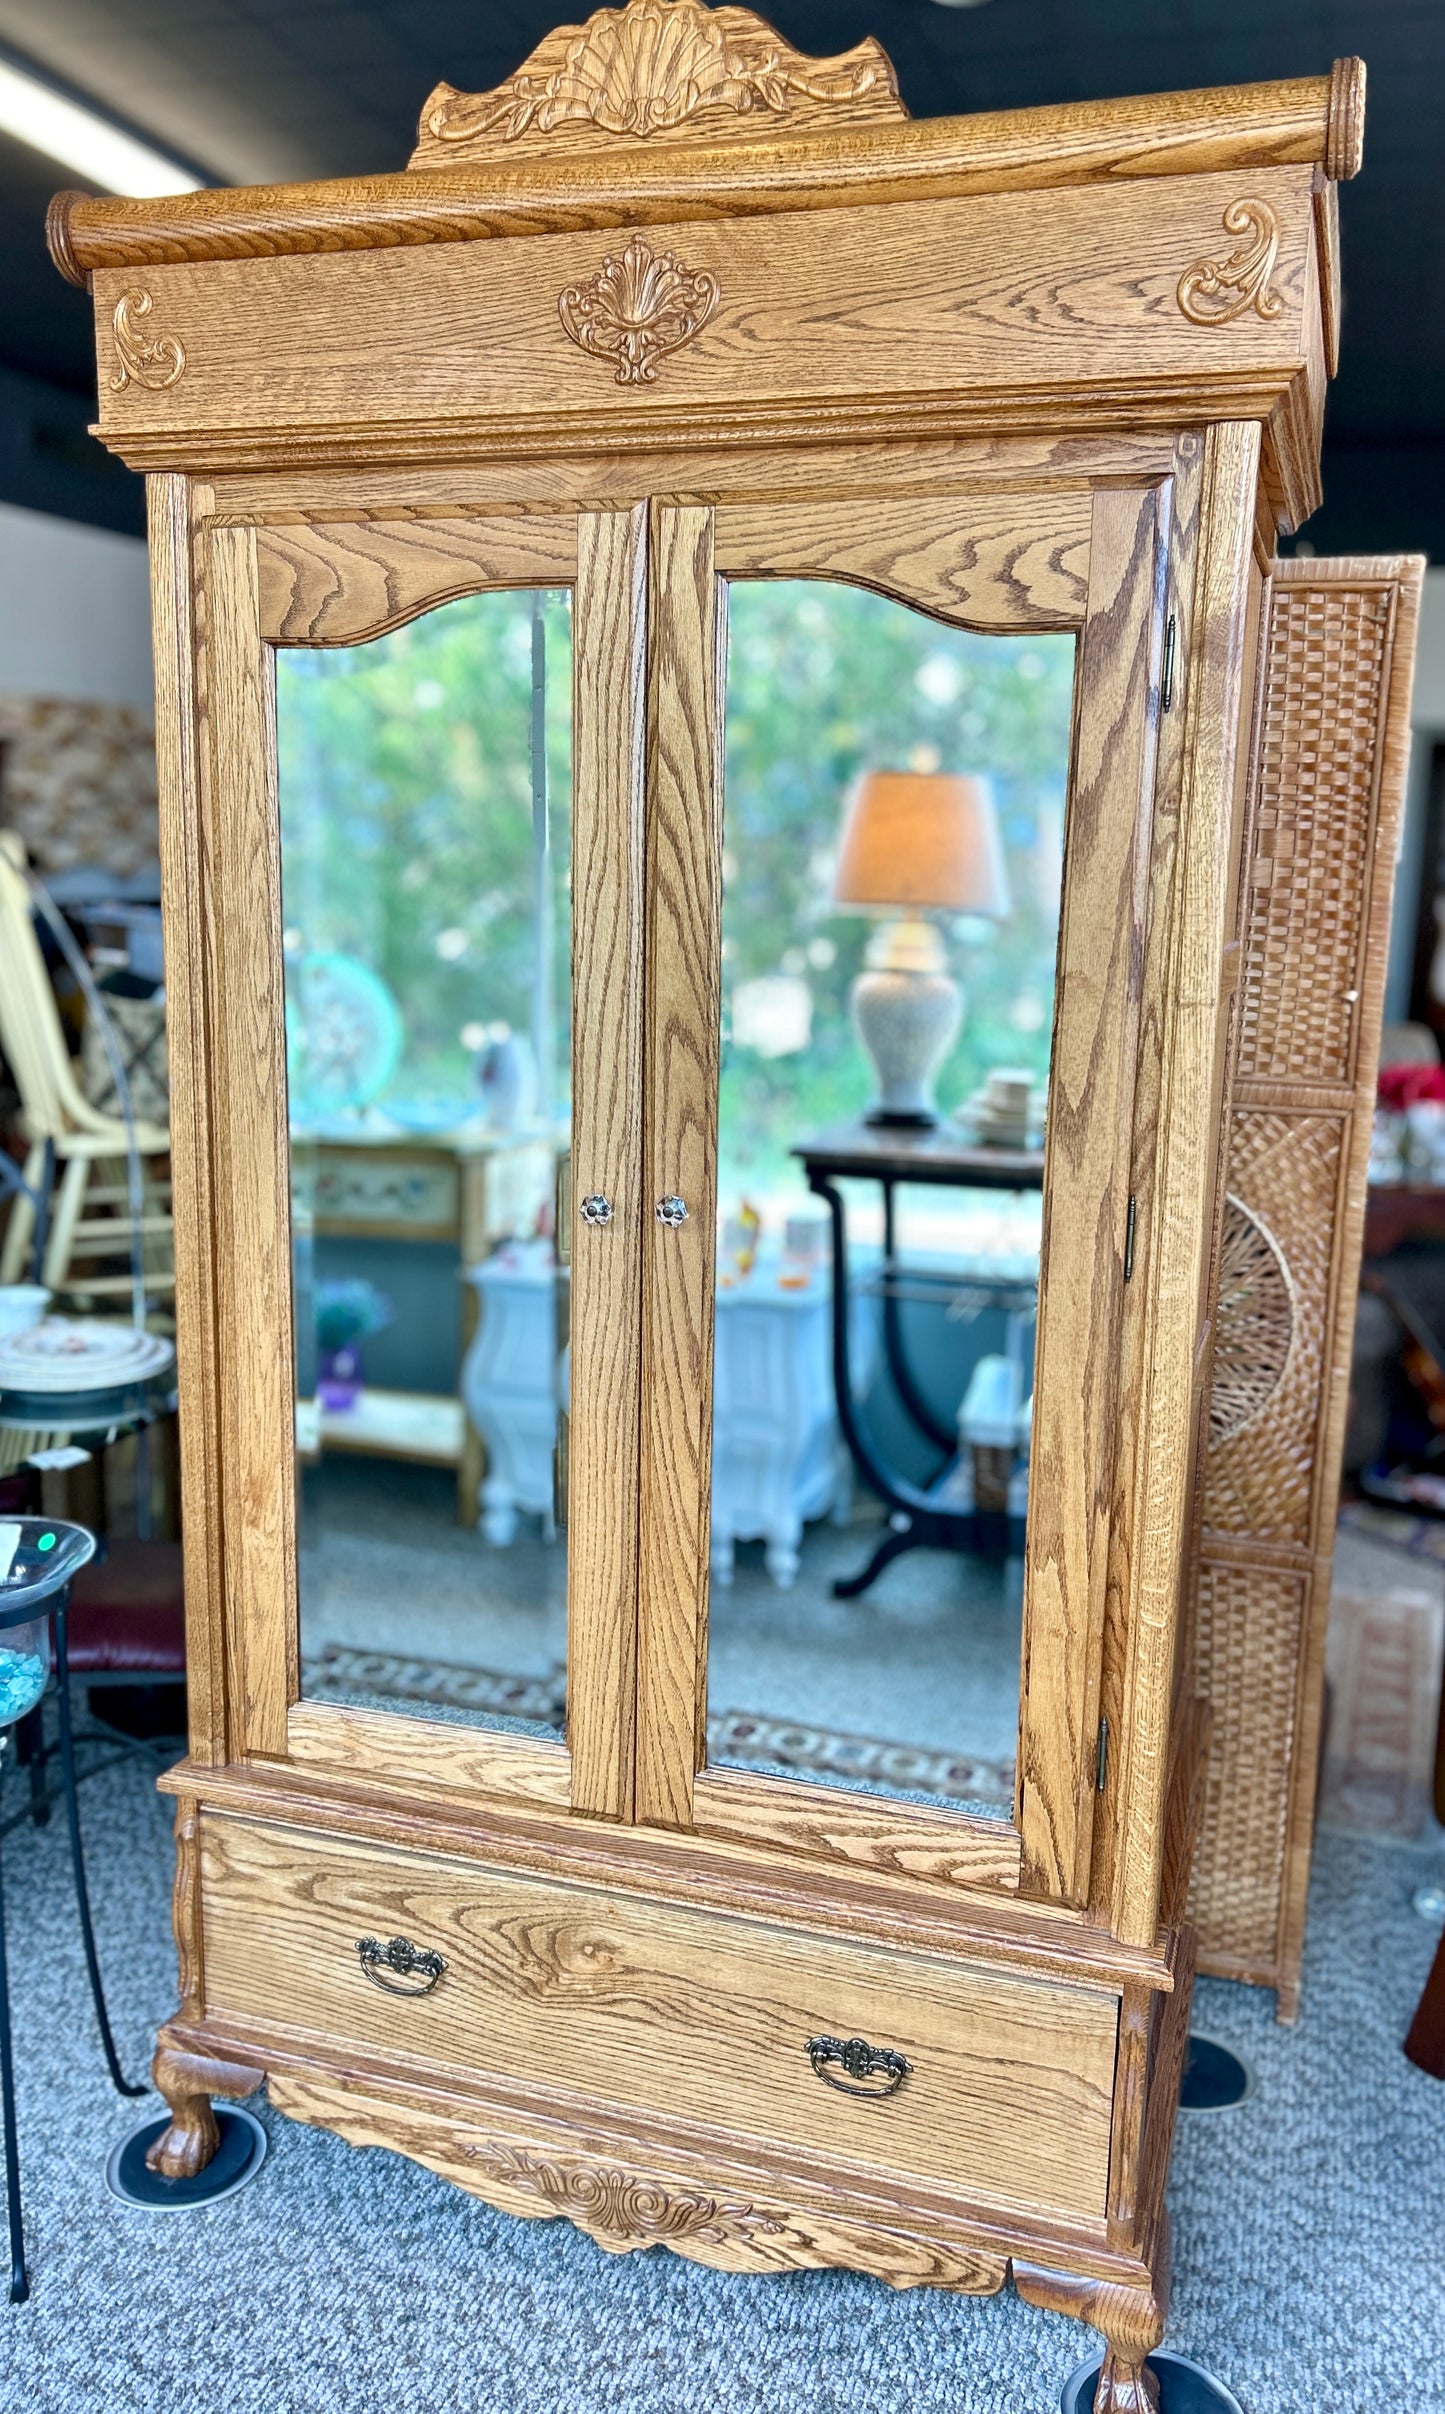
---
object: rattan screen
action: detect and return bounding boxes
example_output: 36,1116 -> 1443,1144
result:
1190,556 -> 1425,2018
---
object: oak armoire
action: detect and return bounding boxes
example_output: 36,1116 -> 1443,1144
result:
49,11 -> 1369,2403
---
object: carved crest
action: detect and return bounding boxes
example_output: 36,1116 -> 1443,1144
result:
110,290 -> 186,392
467,2142 -> 789,2250
1177,199 -> 1284,327
409,0 -> 904,164
558,233 -> 719,383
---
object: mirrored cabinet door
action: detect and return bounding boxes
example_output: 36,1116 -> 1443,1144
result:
260,506 -> 648,1817
635,489 -> 1167,1898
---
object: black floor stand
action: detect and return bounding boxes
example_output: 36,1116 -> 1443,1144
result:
0,1588 -> 145,2302
1061,2349 -> 1245,2412
52,1606 -> 146,2104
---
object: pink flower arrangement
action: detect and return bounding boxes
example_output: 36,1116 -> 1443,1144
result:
1378,1062 -> 1445,1111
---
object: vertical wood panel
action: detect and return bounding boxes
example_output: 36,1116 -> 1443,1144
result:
199,522 -> 295,1757
148,473 -> 227,1764
1110,422 -> 1262,1949
1088,437 -> 1206,1921
1018,485 -> 1166,1900
635,505 -> 724,1831
567,505 -> 649,1820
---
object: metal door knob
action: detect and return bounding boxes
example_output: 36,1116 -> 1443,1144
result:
655,1195 -> 688,1228
580,1194 -> 613,1227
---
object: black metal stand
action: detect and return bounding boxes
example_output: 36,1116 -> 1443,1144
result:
52,1601 -> 145,2103
0,1767 -> 28,2302
0,1578 -> 146,2303
798,1140 -> 1038,1595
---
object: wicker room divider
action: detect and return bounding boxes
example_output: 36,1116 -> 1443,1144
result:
1189,553 -> 1425,2019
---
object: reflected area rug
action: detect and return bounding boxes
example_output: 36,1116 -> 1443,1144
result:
304,1643 -> 1017,1809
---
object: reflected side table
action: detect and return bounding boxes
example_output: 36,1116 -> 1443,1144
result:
793,1124 -> 1044,1598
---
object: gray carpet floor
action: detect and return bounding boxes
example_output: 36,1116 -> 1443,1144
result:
0,1741 -> 1442,2414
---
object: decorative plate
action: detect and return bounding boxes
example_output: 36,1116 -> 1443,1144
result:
0,1320 -> 175,1394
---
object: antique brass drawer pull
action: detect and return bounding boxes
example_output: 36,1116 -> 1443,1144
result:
356,1935 -> 448,1996
806,2033 -> 912,2100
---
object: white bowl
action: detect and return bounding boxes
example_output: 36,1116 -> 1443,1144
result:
0,1286 -> 50,1339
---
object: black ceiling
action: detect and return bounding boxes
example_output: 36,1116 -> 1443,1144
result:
1,0 -> 1442,552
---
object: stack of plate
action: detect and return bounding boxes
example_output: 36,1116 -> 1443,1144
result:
0,1319 -> 174,1394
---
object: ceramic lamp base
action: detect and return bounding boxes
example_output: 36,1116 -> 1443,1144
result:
851,916 -> 961,1128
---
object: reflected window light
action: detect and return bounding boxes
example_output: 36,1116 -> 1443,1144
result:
732,974 -> 813,1058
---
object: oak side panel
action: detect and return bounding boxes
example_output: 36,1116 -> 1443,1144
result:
635,505 -> 724,1830
1110,422 -> 1261,1949
255,512 -> 578,646
199,522 -> 296,1756
148,473 -> 227,1762
1018,485 -> 1166,1900
713,491 -> 1091,630
566,506 -> 649,1820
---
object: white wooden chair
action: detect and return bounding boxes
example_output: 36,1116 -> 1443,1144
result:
0,834 -> 173,1311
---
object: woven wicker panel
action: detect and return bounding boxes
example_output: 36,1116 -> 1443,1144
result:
1188,1557 -> 1307,1973
1204,1112 -> 1344,1544
1190,557 -> 1422,2013
1235,585 -> 1392,1085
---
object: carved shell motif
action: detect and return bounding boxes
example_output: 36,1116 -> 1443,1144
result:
412,0 -> 902,159
558,234 -> 720,383
469,2143 -> 788,2251
1178,200 -> 1284,328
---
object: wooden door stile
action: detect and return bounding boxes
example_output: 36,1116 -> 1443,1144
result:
149,472 -> 229,1765
634,504 -> 725,1831
567,504 -> 651,1820
196,520 -> 296,1759
1108,423 -> 1262,1950
1017,484 -> 1169,1903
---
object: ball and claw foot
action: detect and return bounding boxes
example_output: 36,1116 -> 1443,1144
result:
145,2044 -> 264,2180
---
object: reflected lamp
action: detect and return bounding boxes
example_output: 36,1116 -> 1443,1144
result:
833,770 -> 1010,1127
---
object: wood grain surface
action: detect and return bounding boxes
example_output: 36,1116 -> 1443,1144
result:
635,504 -> 724,1828
268,2067 -> 1016,2290
286,1701 -> 572,1813
1108,423 -> 1261,1950
148,473 -> 228,1763
1018,485 -> 1166,1902
87,172 -> 1315,471
50,66 -> 1357,288
715,491 -> 1091,630
199,433 -> 1181,525
255,512 -> 577,644
197,521 -> 296,1758
691,1765 -> 1022,1895
567,506 -> 649,1820
199,1811 -> 1118,2222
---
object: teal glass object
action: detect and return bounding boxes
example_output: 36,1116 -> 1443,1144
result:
0,1519 -> 97,1727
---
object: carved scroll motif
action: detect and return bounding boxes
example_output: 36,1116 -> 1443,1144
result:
110,290 -> 186,391
1177,200 -> 1284,327
558,234 -> 719,383
411,0 -> 903,161
468,2142 -> 788,2251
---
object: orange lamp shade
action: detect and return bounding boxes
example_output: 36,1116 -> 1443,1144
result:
832,771 -> 1011,919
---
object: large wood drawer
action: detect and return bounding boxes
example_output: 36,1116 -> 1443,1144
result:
199,1813 -> 1119,2228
